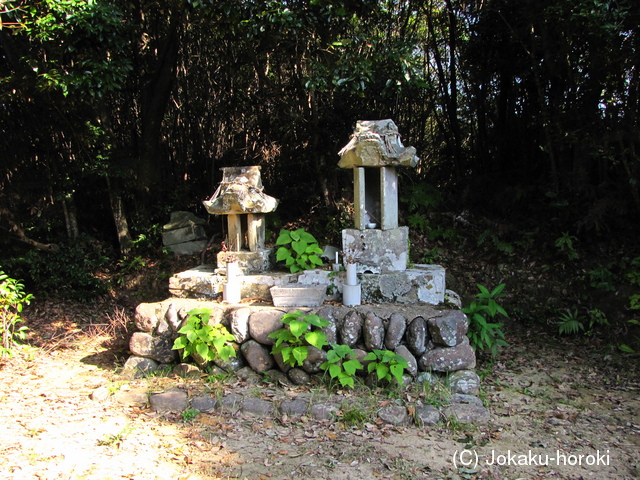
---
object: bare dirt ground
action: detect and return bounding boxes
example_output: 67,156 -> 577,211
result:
0,298 -> 639,480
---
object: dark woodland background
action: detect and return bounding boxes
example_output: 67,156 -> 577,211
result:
1,0 -> 639,347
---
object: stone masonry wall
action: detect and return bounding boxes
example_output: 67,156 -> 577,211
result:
126,299 -> 476,383
123,298 -> 489,425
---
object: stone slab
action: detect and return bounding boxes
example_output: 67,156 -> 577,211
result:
163,211 -> 206,231
169,265 -> 298,299
162,224 -> 206,246
342,227 -> 409,274
360,265 -> 446,305
216,249 -> 274,274
169,264 -> 445,305
167,240 -> 208,255
270,285 -> 326,307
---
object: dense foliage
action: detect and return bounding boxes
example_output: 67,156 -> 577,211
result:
1,1 -> 639,345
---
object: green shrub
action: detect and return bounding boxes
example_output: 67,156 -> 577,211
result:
556,308 -> 584,335
0,270 -> 34,358
363,349 -> 409,385
275,228 -> 324,273
462,283 -> 508,357
172,308 -> 237,363
269,311 -> 329,367
557,308 -> 609,336
554,232 -> 579,260
321,343 -> 363,388
14,238 -> 109,300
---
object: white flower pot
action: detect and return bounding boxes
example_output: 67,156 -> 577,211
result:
223,261 -> 241,303
223,279 -> 241,303
343,284 -> 361,306
226,261 -> 240,278
346,262 -> 358,286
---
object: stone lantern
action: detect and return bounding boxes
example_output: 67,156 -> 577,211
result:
338,119 -> 418,274
203,166 -> 278,274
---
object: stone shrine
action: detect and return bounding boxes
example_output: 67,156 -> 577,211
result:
203,166 -> 278,275
124,120 -> 487,425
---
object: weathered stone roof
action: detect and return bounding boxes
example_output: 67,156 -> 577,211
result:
203,166 -> 278,214
338,119 -> 419,168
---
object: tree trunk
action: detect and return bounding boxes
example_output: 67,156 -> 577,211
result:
106,177 -> 134,255
137,13 -> 183,193
61,195 -> 79,243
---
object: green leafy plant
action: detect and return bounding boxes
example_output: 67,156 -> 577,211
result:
275,228 -> 324,273
363,349 -> 409,385
0,270 -> 34,358
401,183 -> 445,236
557,308 -> 609,336
339,404 -> 371,426
269,311 -> 329,367
321,343 -> 363,388
626,257 -> 640,312
557,308 -> 584,335
462,283 -> 508,357
172,308 -> 237,363
181,408 -> 200,422
625,256 -> 640,286
554,232 -> 579,260
584,265 -> 617,291
619,318 -> 639,353
477,230 -> 514,254
422,247 -> 445,264
13,237 -> 110,301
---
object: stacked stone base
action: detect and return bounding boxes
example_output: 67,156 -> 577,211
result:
125,299 -> 488,424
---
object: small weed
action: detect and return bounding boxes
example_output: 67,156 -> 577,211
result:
557,308 -> 609,336
420,379 -> 451,408
477,230 -> 514,254
172,308 -> 237,363
443,415 -> 469,432
107,381 -> 124,395
205,370 -> 233,383
555,232 -> 579,260
97,425 -> 134,448
363,349 -> 409,385
422,247 -> 445,264
584,265 -> 617,291
339,405 -> 370,427
247,386 -> 263,398
557,309 -> 584,335
321,343 -> 362,389
181,408 -> 200,422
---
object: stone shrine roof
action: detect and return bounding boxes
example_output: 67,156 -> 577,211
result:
338,119 -> 419,168
203,166 -> 278,215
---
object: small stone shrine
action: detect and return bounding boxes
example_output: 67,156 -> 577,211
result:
203,166 -> 278,274
338,120 -> 445,303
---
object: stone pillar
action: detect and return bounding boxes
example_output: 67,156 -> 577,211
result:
380,166 -> 398,230
227,214 -> 243,251
247,214 -> 265,252
354,167 -> 367,230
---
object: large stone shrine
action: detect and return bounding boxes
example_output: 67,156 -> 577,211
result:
123,120 -> 487,425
